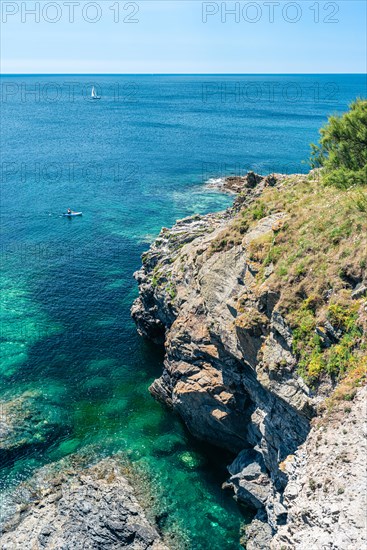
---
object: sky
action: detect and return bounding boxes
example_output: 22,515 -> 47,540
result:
1,0 -> 366,73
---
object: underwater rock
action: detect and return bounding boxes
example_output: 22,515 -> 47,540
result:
0,391 -> 70,458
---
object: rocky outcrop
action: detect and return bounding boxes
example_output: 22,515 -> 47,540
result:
132,174 -> 316,540
132,173 -> 366,550
271,385 -> 367,550
0,458 -> 169,550
206,172 -> 288,194
132,171 -> 367,548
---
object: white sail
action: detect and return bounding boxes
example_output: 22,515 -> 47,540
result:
91,85 -> 100,99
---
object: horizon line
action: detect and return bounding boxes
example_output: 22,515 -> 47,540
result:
1,72 -> 366,77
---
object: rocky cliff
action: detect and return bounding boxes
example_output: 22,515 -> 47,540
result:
132,171 -> 367,548
271,384 -> 367,550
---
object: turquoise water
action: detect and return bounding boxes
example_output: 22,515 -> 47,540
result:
1,75 -> 366,548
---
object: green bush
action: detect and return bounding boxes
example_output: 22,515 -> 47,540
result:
311,98 -> 367,188
292,297 -> 362,385
251,202 -> 267,220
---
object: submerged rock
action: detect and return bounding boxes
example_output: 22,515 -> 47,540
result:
0,391 -> 70,457
0,458 -> 169,550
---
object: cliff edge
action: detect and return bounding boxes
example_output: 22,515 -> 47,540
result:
132,171 -> 367,548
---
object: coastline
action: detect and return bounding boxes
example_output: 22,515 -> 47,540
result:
131,169 -> 367,548
0,453 -> 170,550
1,168 -> 365,549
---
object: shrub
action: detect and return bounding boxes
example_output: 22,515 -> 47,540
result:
310,98 -> 367,188
251,201 -> 267,220
292,296 -> 362,385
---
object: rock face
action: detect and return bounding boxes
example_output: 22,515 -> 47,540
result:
132,172 -> 367,548
270,385 -> 367,550
0,458 -> 169,550
132,174 -> 314,539
206,172 -> 288,194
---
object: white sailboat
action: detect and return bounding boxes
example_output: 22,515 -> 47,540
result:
91,86 -> 101,100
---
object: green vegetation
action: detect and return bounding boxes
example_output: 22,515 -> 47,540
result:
327,358 -> 367,405
151,267 -> 160,288
171,102 -> 366,397
251,201 -> 268,220
166,282 -> 177,300
212,101 -> 367,391
292,295 -> 362,384
311,98 -> 367,188
151,266 -> 177,302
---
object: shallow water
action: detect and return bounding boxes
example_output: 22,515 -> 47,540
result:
1,74 -> 365,548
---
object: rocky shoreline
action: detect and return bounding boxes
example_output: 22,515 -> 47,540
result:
0,456 -> 169,550
1,170 -> 365,549
132,171 -> 367,549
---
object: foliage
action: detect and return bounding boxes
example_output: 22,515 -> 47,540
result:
205,103 -> 367,394
251,201 -> 268,220
310,98 -> 367,188
292,297 -> 362,384
329,358 -> 367,403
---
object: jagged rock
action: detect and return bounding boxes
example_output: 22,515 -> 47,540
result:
246,171 -> 263,188
271,386 -> 367,550
228,448 -> 266,478
225,449 -> 273,510
315,326 -> 333,348
0,458 -> 169,550
271,311 -> 293,350
352,280 -> 367,299
224,176 -> 247,193
208,171 -> 264,194
226,172 -> 262,192
323,320 -> 343,343
242,516 -> 274,550
264,174 -> 278,187
132,171 -> 365,548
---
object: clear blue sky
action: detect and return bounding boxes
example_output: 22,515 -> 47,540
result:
1,1 -> 366,73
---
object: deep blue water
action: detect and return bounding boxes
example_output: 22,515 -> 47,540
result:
0,74 -> 366,548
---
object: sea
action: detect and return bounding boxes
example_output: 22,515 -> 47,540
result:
0,74 -> 366,549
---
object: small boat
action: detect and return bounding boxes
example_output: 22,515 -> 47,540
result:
63,212 -> 83,217
91,86 -> 101,100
